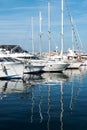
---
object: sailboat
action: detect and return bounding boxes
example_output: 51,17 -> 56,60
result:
66,20 -> 82,69
66,50 -> 82,69
43,0 -> 69,72
63,4 -> 82,69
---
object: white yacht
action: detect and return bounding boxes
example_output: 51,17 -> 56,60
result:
0,54 -> 24,79
42,55 -> 69,72
7,52 -> 45,74
0,47 -> 45,74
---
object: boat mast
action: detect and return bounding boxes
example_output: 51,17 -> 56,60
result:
39,11 -> 42,57
71,17 -> 74,52
60,0 -> 64,57
48,0 -> 51,57
31,17 -> 34,54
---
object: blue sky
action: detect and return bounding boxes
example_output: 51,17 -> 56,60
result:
0,0 -> 87,52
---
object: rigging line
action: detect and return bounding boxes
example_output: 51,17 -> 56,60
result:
69,14 -> 84,52
64,0 -> 80,53
74,23 -> 84,52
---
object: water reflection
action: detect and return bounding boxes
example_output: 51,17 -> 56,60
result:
68,69 -> 83,111
0,80 -> 27,94
0,68 -> 85,99
28,73 -> 68,130
28,70 -> 87,130
41,72 -> 69,84
69,81 -> 74,111
0,68 -> 87,130
64,66 -> 87,81
63,67 -> 87,112
23,73 -> 44,85
0,80 -> 26,99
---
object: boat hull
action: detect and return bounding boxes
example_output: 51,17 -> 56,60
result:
43,61 -> 69,72
24,64 -> 44,74
67,62 -> 81,69
0,62 -> 24,79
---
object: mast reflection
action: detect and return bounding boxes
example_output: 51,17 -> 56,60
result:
47,84 -> 50,130
60,82 -> 64,130
31,88 -> 34,123
39,86 -> 43,123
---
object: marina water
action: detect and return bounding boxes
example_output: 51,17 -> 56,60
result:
0,66 -> 87,130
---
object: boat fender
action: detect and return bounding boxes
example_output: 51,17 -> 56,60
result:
1,64 -> 6,72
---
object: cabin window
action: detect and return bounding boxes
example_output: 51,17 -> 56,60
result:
4,57 -> 16,62
0,58 -> 5,62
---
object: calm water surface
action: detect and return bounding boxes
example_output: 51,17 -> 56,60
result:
0,66 -> 87,130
